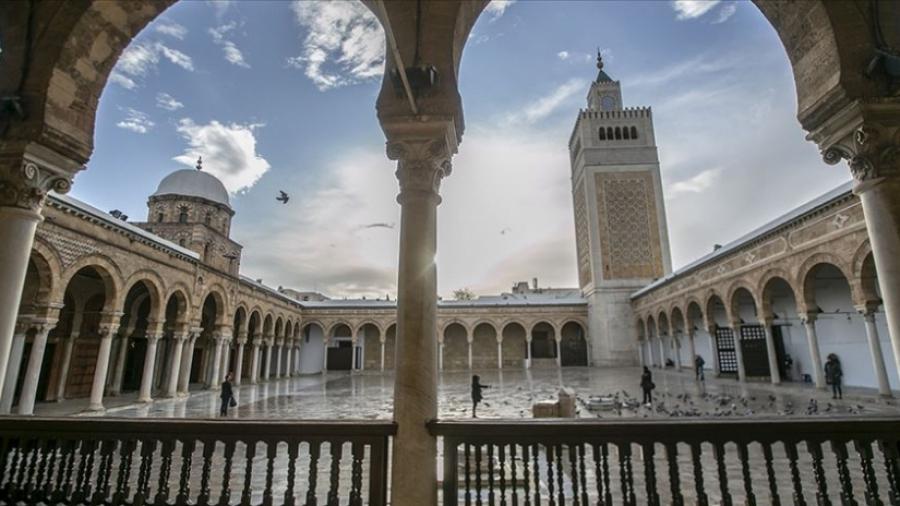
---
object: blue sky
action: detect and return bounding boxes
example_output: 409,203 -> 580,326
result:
76,0 -> 851,299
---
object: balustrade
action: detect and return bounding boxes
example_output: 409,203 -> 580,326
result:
0,418 -> 393,505
431,418 -> 900,505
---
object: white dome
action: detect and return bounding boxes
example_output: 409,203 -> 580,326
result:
152,169 -> 230,207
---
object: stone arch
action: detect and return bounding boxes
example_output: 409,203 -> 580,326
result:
355,320 -> 384,336
685,300 -> 704,331
442,322 -> 469,370
22,246 -> 59,312
29,239 -> 62,304
121,270 -> 166,322
164,282 -> 194,312
359,322 -> 382,370
759,272 -> 799,320
726,281 -> 759,323
858,251 -> 879,306
262,313 -> 274,338
471,321 -> 498,369
327,321 -> 354,340
274,317 -> 284,339
529,320 -> 558,360
656,311 -> 670,337
57,255 -> 123,311
670,306 -> 686,334
440,319 -> 471,337
200,288 -> 229,327
797,253 -> 854,311
560,320 -> 588,366
704,291 -> 728,328
500,321 -> 527,368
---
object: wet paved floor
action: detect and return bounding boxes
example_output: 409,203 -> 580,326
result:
34,366 -> 900,420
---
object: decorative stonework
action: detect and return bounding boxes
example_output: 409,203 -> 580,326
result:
36,229 -> 99,268
387,139 -> 452,198
822,124 -> 900,187
594,172 -> 663,279
0,158 -> 73,211
573,179 -> 592,288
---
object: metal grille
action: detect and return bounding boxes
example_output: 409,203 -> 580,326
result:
740,325 -> 772,377
714,327 -> 737,374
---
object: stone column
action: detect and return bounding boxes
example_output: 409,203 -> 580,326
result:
800,313 -> 826,389
467,337 -> 473,369
0,153 -> 74,399
707,327 -> 720,374
164,333 -> 187,397
438,341 -> 444,371
656,336 -> 666,367
138,332 -> 162,402
249,342 -> 261,384
816,113 -> 900,387
177,329 -> 200,395
672,336 -> 682,369
525,337 -> 532,369
759,317 -> 781,385
220,340 -> 232,383
322,338 -> 329,373
386,131 -> 454,506
88,317 -> 121,411
638,340 -> 646,368
0,321 -> 30,413
209,333 -> 226,391
263,339 -> 274,380
380,339 -> 386,372
275,341 -> 284,378
554,337 -> 562,368
730,324 -> 747,382
108,334 -> 130,396
497,338 -> 503,369
285,343 -> 294,375
16,320 -> 56,415
687,331 -> 697,374
55,331 -> 78,402
858,306 -> 892,397
233,333 -> 247,386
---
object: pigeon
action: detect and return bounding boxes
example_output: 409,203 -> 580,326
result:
276,191 -> 290,204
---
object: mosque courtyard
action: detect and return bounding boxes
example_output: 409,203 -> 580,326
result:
34,367 -> 900,420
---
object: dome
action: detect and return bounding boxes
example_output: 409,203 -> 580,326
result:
152,169 -> 230,207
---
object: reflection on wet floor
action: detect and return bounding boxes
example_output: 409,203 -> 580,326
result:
89,367 -> 899,420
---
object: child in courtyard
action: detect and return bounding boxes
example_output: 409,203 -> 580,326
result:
640,366 -> 655,404
220,373 -> 235,417
695,355 -> 705,381
825,354 -> 843,399
471,375 -> 491,418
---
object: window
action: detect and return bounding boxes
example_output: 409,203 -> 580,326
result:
598,128 -> 606,140
614,127 -> 622,140
157,212 -> 164,223
631,126 -> 639,139
178,207 -> 188,224
607,127 -> 614,140
179,239 -> 186,247
204,242 -> 211,258
622,127 -> 630,140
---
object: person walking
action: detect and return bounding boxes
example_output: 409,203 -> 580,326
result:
824,353 -> 843,399
640,366 -> 655,404
694,355 -> 705,381
471,375 -> 491,418
220,372 -> 236,417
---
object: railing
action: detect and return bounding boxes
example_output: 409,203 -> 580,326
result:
431,418 -> 900,505
0,417 -> 394,505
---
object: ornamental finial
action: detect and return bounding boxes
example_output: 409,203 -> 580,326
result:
596,48 -> 604,71
196,156 -> 203,171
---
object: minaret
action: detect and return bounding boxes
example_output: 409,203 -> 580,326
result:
569,51 -> 672,366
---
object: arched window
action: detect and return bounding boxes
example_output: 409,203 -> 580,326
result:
204,242 -> 211,258
179,238 -> 186,247
622,127 -> 630,140
614,127 -> 622,140
631,126 -> 638,139
607,127 -> 614,139
157,212 -> 164,223
598,128 -> 606,140
178,206 -> 188,224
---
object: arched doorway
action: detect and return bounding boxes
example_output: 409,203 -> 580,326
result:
117,281 -> 154,394
560,321 -> 588,366
299,323 -> 325,374
500,322 -> 527,369
442,323 -> 468,370
328,323 -> 353,371
359,323 -> 381,371
529,322 -> 556,360
471,323 -> 498,370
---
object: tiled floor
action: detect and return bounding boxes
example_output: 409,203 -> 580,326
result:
33,366 -> 900,419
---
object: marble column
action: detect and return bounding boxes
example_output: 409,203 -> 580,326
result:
687,331 -> 697,374
88,319 -> 121,411
164,334 -> 187,397
0,154 -> 72,398
16,320 -> 56,415
380,339 -> 386,372
0,321 -> 30,413
656,336 -> 666,367
285,344 -> 293,376
220,341 -> 231,383
467,338 -> 473,369
707,327 -> 720,374
233,337 -> 246,386
386,131 -> 454,506
108,335 -> 130,396
55,331 -> 78,402
263,340 -> 274,380
209,334 -> 225,391
672,336 -> 682,369
731,324 -> 747,382
554,338 -> 562,368
322,339 -> 328,373
249,343 -> 261,384
497,339 -> 503,369
801,313 -> 826,389
275,341 -> 284,378
177,331 -> 199,395
525,337 -> 532,369
760,317 -> 781,385
816,114 -> 900,390
438,341 -> 444,371
858,306 -> 892,397
138,333 -> 162,402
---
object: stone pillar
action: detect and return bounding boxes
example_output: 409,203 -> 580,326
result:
88,317 -> 121,411
16,320 -> 56,415
858,306 -> 892,397
816,113 -> 900,390
497,338 -> 503,369
759,317 -> 781,385
380,339 -> 386,372
164,333 -> 187,397
138,333 -> 162,402
249,343 -> 261,384
233,334 -> 246,386
800,313 -> 826,389
385,131 -> 454,506
656,336 -> 666,367
177,329 -> 200,395
554,337 -> 562,368
687,331 -> 697,374
525,337 -> 532,369
285,343 -> 294,375
730,324 -> 747,382
0,321 -> 30,413
707,327 -> 720,374
108,335 -> 130,396
220,341 -> 232,383
55,331 -> 78,402
264,339 -> 274,380
638,340 -> 646,368
322,339 -> 329,373
672,336 -> 682,369
209,333 -> 225,391
467,338 -> 473,369
275,341 -> 284,378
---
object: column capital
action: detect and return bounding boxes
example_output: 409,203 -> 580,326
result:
386,128 -> 455,203
810,100 -> 900,192
97,323 -> 120,338
799,312 -> 818,325
31,318 -> 58,335
0,143 -> 79,212
856,303 -> 880,318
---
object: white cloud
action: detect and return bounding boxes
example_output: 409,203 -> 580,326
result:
287,1 -> 384,91
504,78 -> 586,125
156,43 -> 194,71
116,108 -> 155,133
155,21 -> 187,39
172,119 -> 271,194
713,3 -> 738,23
629,53 -> 737,88
557,51 -> 569,61
156,92 -> 184,111
672,0 -> 720,20
484,0 -> 517,21
667,168 -> 720,198
108,71 -> 136,90
209,22 -> 251,68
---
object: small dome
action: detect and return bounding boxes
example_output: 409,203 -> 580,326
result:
152,169 -> 230,207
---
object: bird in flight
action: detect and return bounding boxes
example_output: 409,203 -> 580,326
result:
276,191 -> 290,204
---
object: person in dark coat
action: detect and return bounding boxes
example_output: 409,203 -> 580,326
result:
695,355 -> 705,381
640,366 -> 655,404
471,375 -> 491,418
824,353 -> 843,399
220,372 -> 235,416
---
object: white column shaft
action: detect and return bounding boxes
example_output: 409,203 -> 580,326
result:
165,338 -> 185,397
177,338 -> 196,394
55,335 -> 76,401
863,313 -> 892,397
17,327 -> 52,415
732,326 -> 747,382
209,339 -> 223,390
234,344 -> 245,386
762,324 -> 781,385
89,333 -> 115,411
138,337 -> 160,402
381,341 -> 386,372
0,331 -> 27,413
497,341 -> 503,369
803,320 -> 826,388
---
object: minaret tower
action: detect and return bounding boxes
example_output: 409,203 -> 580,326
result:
569,52 -> 672,365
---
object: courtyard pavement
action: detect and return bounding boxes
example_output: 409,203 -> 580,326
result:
32,366 -> 900,419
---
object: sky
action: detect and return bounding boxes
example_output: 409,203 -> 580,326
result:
75,0 -> 852,300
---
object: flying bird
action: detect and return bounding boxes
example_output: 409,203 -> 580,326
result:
358,222 -> 395,230
276,191 -> 290,204
500,227 -> 512,235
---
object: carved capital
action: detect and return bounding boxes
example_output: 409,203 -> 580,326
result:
388,138 -> 452,200
0,150 -> 75,212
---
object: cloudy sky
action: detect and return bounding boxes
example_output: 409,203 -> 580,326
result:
76,0 -> 851,299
